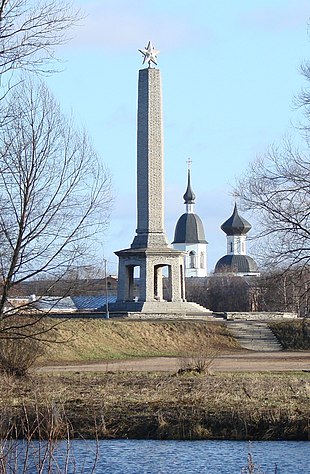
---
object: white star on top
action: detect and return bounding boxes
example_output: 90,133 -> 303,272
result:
138,41 -> 160,67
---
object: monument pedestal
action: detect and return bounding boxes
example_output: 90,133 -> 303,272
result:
115,246 -> 185,303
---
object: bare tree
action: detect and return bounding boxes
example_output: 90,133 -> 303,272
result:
257,267 -> 310,316
236,141 -> 310,270
0,0 -> 79,80
186,274 -> 253,312
295,61 -> 310,127
236,53 -> 310,272
0,78 -> 112,338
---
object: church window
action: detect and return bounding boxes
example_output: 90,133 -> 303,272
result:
189,251 -> 196,268
200,252 -> 204,268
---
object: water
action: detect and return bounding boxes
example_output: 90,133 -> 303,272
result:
3,439 -> 310,473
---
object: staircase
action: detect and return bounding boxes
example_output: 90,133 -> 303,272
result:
226,321 -> 282,351
186,301 -> 213,314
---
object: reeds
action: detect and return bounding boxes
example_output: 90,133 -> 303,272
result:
0,403 -> 98,473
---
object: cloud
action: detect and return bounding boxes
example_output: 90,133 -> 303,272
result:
74,0 -> 209,52
241,1 -> 310,31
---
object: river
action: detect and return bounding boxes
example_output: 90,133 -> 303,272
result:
4,439 -> 310,473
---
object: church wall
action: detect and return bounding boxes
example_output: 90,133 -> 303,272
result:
173,242 -> 207,278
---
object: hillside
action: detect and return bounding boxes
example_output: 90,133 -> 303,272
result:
41,319 -> 239,363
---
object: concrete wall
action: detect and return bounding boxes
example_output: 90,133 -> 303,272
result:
224,312 -> 298,321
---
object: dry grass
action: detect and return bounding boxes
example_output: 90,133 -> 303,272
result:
269,319 -> 310,350
1,371 -> 309,440
2,319 -> 309,441
39,319 -> 239,363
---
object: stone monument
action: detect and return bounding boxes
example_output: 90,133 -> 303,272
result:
111,42 -> 210,316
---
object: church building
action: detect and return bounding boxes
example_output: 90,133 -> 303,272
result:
172,166 -> 208,277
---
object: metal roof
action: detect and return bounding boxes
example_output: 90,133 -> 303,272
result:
72,295 -> 117,310
33,295 -> 117,312
221,204 -> 251,236
172,213 -> 207,244
214,254 -> 259,274
34,296 -> 76,312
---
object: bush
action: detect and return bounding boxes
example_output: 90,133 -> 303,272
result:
178,348 -> 217,375
0,338 -> 44,377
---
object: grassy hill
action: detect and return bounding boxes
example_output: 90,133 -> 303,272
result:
41,319 -> 240,363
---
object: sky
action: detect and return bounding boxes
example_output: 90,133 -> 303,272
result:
45,0 -> 310,275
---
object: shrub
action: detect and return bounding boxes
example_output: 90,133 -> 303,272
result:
0,338 -> 44,377
178,348 -> 217,375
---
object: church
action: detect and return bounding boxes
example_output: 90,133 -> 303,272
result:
172,172 -> 259,278
172,165 -> 208,277
214,203 -> 260,276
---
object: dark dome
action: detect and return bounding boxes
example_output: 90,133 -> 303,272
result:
214,254 -> 259,274
221,204 -> 251,236
172,213 -> 207,244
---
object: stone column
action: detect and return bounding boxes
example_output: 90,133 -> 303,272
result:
131,67 -> 168,249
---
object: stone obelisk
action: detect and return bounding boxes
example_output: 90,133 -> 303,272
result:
131,65 -> 168,249
111,42 -> 209,316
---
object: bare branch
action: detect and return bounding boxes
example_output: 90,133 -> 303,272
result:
236,140 -> 310,270
0,0 -> 81,81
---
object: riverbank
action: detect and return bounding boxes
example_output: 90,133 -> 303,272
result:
1,371 -> 309,441
1,319 -> 310,442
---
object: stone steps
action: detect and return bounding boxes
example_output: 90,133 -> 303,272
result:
225,321 -> 283,351
108,300 -> 213,317
186,301 -> 212,313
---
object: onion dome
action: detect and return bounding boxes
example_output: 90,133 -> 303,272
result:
221,203 -> 251,236
183,169 -> 196,204
173,213 -> 207,244
215,255 -> 258,274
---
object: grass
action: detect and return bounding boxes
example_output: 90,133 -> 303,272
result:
2,318 -> 310,442
269,319 -> 310,350
1,371 -> 309,440
40,319 -> 239,363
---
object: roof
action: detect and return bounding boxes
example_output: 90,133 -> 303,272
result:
221,203 -> 251,236
214,254 -> 259,274
34,296 -> 76,312
72,295 -> 116,310
172,213 -> 207,244
33,295 -> 117,312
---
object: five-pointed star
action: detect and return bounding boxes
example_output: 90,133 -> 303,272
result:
138,41 -> 160,67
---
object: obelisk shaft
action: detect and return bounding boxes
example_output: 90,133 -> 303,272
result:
131,67 -> 168,249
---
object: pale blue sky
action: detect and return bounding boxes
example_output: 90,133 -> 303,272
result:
46,0 -> 310,274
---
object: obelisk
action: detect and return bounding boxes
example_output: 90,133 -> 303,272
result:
113,42 -> 189,313
131,65 -> 168,249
